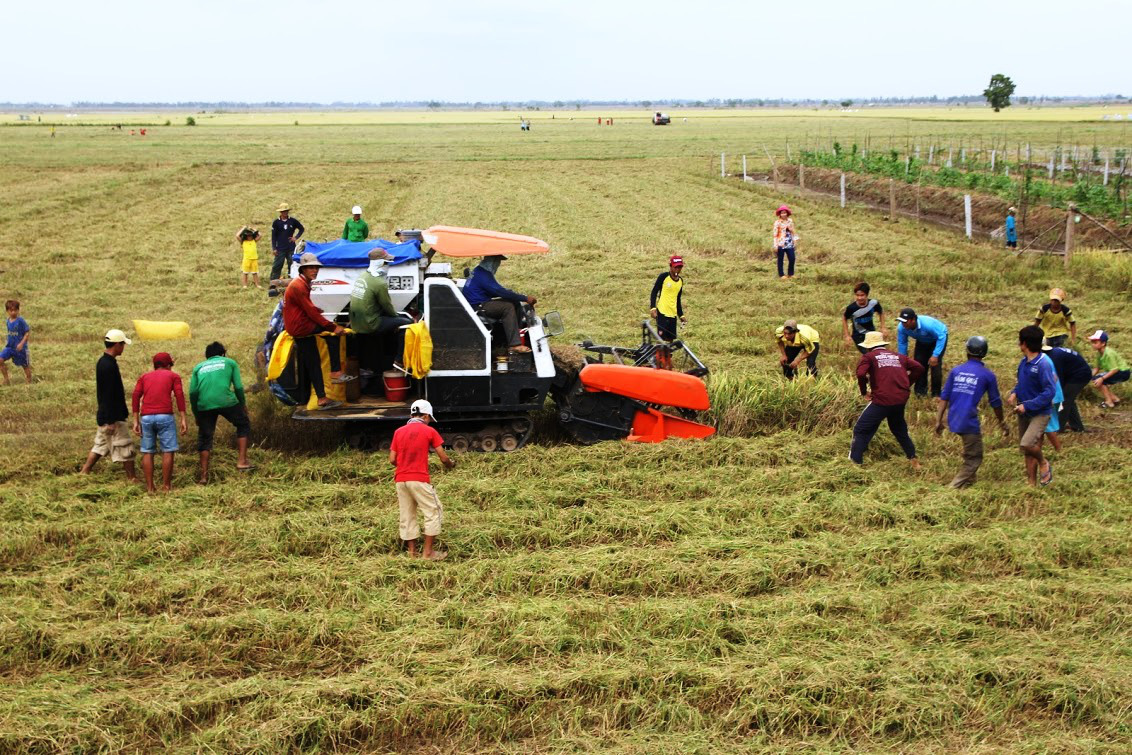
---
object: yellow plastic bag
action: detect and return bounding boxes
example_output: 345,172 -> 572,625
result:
402,322 -> 432,379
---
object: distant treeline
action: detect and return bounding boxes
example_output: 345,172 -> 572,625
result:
2,94 -> 1129,110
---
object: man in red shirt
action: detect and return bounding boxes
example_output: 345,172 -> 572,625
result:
131,352 -> 188,492
284,252 -> 345,410
389,399 -> 456,560
850,331 -> 925,469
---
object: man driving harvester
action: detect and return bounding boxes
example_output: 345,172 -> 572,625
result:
461,256 -> 536,353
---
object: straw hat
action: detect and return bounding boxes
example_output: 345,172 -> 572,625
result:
860,331 -> 888,349
277,203 -> 291,213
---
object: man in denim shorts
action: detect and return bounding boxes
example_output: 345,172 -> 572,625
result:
131,352 -> 188,493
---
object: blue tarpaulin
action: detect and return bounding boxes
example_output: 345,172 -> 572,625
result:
295,239 -> 423,268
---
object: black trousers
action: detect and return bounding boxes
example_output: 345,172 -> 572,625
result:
195,404 -> 251,452
656,314 -> 678,342
783,343 -> 819,379
293,336 -> 325,405
1059,379 -> 1088,432
912,341 -> 944,397
355,316 -> 413,372
270,250 -> 293,282
850,402 -> 917,463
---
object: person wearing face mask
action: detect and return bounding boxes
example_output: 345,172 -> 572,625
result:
349,249 -> 413,374
461,255 -> 536,353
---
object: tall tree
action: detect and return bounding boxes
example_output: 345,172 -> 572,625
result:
983,74 -> 1016,112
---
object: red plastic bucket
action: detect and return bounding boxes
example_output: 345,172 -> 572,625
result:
382,370 -> 409,402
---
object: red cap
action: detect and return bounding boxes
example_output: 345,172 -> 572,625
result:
152,352 -> 174,367
776,205 -> 791,216
669,255 -> 684,267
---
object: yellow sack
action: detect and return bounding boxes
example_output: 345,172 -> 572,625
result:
133,319 -> 192,340
402,322 -> 433,379
266,331 -> 293,381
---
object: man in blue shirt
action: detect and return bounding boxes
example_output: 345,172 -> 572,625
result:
461,256 -> 537,353
1042,341 -> 1092,432
897,307 -> 949,398
1007,325 -> 1058,486
934,336 -> 1009,489
1005,206 -> 1017,249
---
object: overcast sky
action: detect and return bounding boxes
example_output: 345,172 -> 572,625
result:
3,0 -> 1128,103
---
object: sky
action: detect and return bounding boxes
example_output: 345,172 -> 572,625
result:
3,0 -> 1129,103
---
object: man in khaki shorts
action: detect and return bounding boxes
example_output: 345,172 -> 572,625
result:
1006,325 -> 1058,486
389,399 -> 455,560
80,329 -> 138,481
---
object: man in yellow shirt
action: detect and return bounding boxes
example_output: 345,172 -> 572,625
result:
649,254 -> 687,342
1034,288 -> 1076,348
775,319 -> 820,379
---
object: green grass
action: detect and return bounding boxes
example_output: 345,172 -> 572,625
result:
1,112 -> 1130,751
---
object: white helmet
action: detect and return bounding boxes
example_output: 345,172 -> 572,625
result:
410,399 -> 434,418
352,205 -> 362,215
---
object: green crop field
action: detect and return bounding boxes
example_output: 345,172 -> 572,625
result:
1,111 -> 1130,752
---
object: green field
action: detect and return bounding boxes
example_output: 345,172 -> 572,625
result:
1,111 -> 1130,751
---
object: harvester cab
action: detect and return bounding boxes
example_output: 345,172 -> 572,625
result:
264,226 -> 715,451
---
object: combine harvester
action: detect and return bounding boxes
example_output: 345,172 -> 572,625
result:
264,226 -> 714,450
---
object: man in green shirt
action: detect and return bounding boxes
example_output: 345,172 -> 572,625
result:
349,251 -> 413,374
1088,330 -> 1130,408
342,206 -> 369,242
189,341 -> 252,483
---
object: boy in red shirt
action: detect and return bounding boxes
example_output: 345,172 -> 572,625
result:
131,352 -> 188,492
389,399 -> 455,560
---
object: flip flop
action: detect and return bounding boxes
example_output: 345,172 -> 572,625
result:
1040,462 -> 1053,486
317,400 -> 343,410
331,374 -> 357,384
236,465 -> 256,472
424,551 -> 448,561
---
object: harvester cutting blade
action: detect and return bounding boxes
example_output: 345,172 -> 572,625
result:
627,407 -> 716,443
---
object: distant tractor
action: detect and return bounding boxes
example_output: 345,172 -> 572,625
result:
652,112 -> 671,125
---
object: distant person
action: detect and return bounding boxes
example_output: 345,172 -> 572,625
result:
1041,340 -> 1092,432
79,329 -> 137,482
649,255 -> 686,343
896,308 -> 948,397
934,336 -> 1008,489
283,252 -> 345,410
236,225 -> 261,289
461,256 -> 535,353
1005,206 -> 1017,249
389,399 -> 455,561
190,341 -> 252,484
774,319 -> 820,379
842,282 -> 886,353
1006,325 -> 1057,486
349,250 -> 413,374
270,203 -> 305,286
1034,288 -> 1075,348
342,206 -> 369,242
850,331 -> 924,470
772,205 -> 798,279
131,352 -> 187,493
1,299 -> 31,385
1087,330 -> 1130,409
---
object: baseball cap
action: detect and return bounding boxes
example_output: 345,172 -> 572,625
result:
1087,330 -> 1109,342
297,251 -> 322,267
782,319 -> 798,331
669,255 -> 684,267
1049,288 -> 1066,301
352,205 -> 362,215
410,399 -> 435,417
104,328 -> 132,345
152,352 -> 174,367
897,307 -> 916,323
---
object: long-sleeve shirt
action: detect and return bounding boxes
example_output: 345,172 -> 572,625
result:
95,353 -> 128,425
271,216 -> 304,253
1005,215 -> 1017,242
342,218 -> 369,242
772,218 -> 797,250
348,272 -> 397,334
461,266 -> 526,308
1012,353 -> 1058,416
897,315 -> 948,358
1044,346 -> 1092,384
650,272 -> 684,318
283,276 -> 334,338
189,356 -> 245,413
132,369 -> 186,416
856,348 -> 925,406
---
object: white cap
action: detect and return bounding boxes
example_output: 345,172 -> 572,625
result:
352,205 -> 362,215
410,399 -> 434,417
104,328 -> 132,345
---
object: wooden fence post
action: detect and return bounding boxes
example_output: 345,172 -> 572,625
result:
889,179 -> 896,220
964,194 -> 972,239
1064,204 -> 1075,268
840,173 -> 846,208
798,162 -> 805,189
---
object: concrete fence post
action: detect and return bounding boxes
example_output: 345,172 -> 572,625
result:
840,173 -> 846,208
1104,158 -> 1110,186
742,155 -> 747,181
889,179 -> 896,219
964,194 -> 972,239
720,152 -> 725,179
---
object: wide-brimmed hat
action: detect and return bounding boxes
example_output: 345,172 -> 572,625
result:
277,203 -> 291,213
297,251 -> 322,268
776,205 -> 791,216
104,328 -> 132,345
1049,288 -> 1066,301
861,331 -> 887,349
